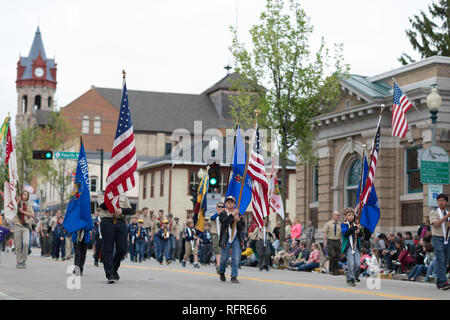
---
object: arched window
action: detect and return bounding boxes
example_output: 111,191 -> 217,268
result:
21,95 -> 28,114
93,116 -> 101,134
34,95 -> 41,110
82,115 -> 90,134
345,158 -> 362,208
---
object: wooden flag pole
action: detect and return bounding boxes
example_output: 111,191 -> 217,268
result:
355,145 -> 366,222
236,109 -> 261,211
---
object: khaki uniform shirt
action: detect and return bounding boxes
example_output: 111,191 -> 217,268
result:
99,194 -> 131,219
172,222 -> 180,239
250,226 -> 273,241
430,209 -> 449,238
322,220 -> 341,240
50,216 -> 59,230
13,201 -> 34,227
142,214 -> 152,229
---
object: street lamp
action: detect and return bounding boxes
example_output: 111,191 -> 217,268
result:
208,136 -> 219,158
426,86 -> 442,146
197,168 -> 206,179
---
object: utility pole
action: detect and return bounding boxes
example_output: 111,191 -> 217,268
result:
97,148 -> 104,191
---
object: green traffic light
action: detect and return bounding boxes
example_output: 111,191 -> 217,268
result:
45,152 -> 52,159
210,177 -> 217,186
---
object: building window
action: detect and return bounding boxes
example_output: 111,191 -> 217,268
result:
160,170 -> 165,197
406,147 -> 423,193
345,99 -> 351,109
21,96 -> 28,114
309,207 -> 318,228
220,173 -> 228,195
188,170 -> 201,195
143,174 -> 147,199
345,158 -> 362,208
48,97 -> 52,108
90,177 -> 97,193
165,142 -> 172,155
312,165 -> 319,203
82,116 -> 90,134
151,173 -> 155,198
401,202 -> 423,226
93,116 -> 101,135
34,95 -> 41,110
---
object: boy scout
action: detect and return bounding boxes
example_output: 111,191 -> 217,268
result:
322,211 -> 342,275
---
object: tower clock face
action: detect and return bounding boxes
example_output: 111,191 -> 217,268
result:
34,67 -> 44,77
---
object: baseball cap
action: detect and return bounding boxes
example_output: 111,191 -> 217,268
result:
138,219 -> 144,223
163,219 -> 169,224
225,195 -> 236,203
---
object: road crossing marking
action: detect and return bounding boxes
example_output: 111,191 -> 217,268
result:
117,263 -> 433,300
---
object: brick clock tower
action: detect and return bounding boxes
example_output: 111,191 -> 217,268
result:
16,26 -> 57,132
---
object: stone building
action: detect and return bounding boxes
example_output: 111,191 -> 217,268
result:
296,56 -> 450,235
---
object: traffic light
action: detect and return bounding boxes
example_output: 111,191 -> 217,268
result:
33,150 -> 53,160
208,162 -> 220,186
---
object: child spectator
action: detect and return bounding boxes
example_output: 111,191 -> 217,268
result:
407,242 -> 434,281
341,207 -> 363,286
128,216 -> 138,262
0,225 -> 11,264
156,220 -> 171,265
360,248 -> 371,276
182,219 -> 199,268
404,232 -> 415,252
132,219 -> 149,263
53,216 -> 66,261
393,239 -> 416,274
365,248 -> 382,276
291,243 -> 320,272
199,222 -> 213,264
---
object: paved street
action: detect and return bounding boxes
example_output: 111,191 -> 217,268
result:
0,249 -> 448,300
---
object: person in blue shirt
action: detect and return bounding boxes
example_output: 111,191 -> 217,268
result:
128,216 -> 138,262
132,220 -> 148,263
156,220 -> 171,265
0,225 -> 11,264
341,207 -> 363,287
53,216 -> 66,261
199,222 -> 213,264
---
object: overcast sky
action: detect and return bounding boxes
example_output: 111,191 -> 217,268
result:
0,0 -> 432,133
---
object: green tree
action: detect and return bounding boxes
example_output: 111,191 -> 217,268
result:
229,0 -> 348,241
16,125 -> 38,192
36,112 -> 76,211
399,0 -> 450,65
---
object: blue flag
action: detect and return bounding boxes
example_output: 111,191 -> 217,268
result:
356,156 -> 380,234
226,126 -> 252,214
63,141 -> 93,234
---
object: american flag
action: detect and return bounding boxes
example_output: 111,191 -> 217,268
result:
104,80 -> 137,213
247,126 -> 269,229
359,123 -> 380,205
392,82 -> 412,138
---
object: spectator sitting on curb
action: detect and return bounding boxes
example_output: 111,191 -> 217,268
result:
381,233 -> 396,272
404,232 -> 415,252
273,240 -> 301,268
288,241 -> 310,269
289,243 -> 320,272
363,248 -> 382,277
392,239 -> 416,275
360,248 -> 371,276
406,242 -> 434,281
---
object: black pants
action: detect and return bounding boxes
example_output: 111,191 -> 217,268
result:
327,239 -> 341,274
256,240 -> 271,269
74,241 -> 88,273
94,235 -> 102,262
101,218 -> 128,280
200,243 -> 213,263
180,238 -> 186,263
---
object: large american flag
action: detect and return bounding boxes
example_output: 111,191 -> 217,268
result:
104,80 -> 137,213
247,126 -> 269,229
360,123 -> 380,205
392,82 -> 412,138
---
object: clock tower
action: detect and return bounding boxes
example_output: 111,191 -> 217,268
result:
16,26 -> 57,132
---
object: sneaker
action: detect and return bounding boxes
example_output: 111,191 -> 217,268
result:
355,277 -> 360,282
392,260 -> 401,266
194,263 -> 200,269
347,280 -> 356,287
167,260 -> 172,265
16,264 -> 22,269
181,261 -> 186,268
437,282 -> 450,290
219,273 -> 226,282
216,266 -> 220,275
94,261 -> 99,267
264,266 -> 270,272
114,272 -> 120,281
107,278 -> 115,284
230,277 -> 239,283
159,261 -> 163,265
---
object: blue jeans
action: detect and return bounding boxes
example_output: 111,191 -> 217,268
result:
425,258 -> 437,281
128,239 -> 136,261
168,235 -> 175,260
431,236 -> 450,287
297,262 -> 319,271
161,240 -> 170,262
408,264 -> 427,280
153,236 -> 161,261
345,246 -> 360,282
219,236 -> 242,278
135,241 -> 145,262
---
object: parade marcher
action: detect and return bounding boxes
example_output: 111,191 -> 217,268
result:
218,195 -> 245,283
429,193 -> 450,290
50,210 -> 62,259
141,207 -> 152,260
65,225 -> 73,260
14,190 -> 35,269
39,209 -> 52,257
167,213 -> 175,261
210,202 -> 223,273
98,192 -> 135,284
156,219 -> 172,265
128,216 -> 138,262
151,210 -> 163,261
72,227 -> 91,275
322,210 -> 342,275
199,222 -> 213,264
251,216 -> 274,272
53,216 -> 66,261
182,218 -> 200,268
341,207 -> 363,287
172,217 -> 181,261
93,208 -> 102,266
132,219 -> 149,263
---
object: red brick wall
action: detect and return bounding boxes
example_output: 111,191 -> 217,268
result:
61,88 -> 119,153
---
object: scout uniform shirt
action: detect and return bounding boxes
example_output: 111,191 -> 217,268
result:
13,201 -> 34,228
322,219 -> 342,241
430,208 -> 450,241
98,194 -> 131,219
171,222 -> 180,239
251,226 -> 273,242
142,214 -> 152,230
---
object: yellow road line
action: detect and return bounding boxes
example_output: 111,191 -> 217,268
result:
116,263 -> 433,300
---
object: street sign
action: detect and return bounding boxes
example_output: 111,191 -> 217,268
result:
54,151 -> 79,159
420,146 -> 449,185
428,184 -> 443,207
205,193 -> 222,218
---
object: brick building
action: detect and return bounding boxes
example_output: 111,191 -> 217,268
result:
296,56 -> 450,235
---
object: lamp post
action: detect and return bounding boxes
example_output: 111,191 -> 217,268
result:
208,136 -> 219,158
426,87 -> 442,146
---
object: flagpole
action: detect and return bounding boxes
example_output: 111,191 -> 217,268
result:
225,124 -> 239,193
357,104 -> 385,218
392,77 -> 420,112
355,144 -> 366,221
236,109 -> 260,211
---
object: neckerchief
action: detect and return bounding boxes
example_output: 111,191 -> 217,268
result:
187,227 -> 194,250
137,227 -> 141,238
346,221 -> 355,254
263,226 -> 267,247
228,209 -> 236,244
438,208 -> 449,244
